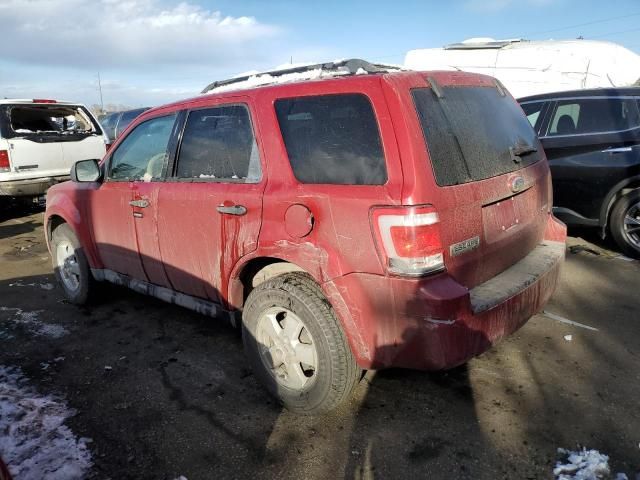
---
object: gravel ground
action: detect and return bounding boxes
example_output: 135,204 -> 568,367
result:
0,204 -> 638,480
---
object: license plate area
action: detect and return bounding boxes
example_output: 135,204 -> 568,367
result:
483,196 -> 519,243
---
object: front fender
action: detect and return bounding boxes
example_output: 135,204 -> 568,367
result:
45,187 -> 102,269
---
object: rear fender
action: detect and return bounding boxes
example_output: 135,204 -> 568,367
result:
229,245 -> 369,366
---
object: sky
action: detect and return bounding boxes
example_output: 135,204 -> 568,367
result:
1,0 -> 640,109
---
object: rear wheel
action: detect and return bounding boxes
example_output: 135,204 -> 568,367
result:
51,223 -> 94,304
242,273 -> 361,415
610,189 -> 640,259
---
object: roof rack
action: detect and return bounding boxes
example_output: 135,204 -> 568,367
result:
201,58 -> 401,94
444,39 -> 525,50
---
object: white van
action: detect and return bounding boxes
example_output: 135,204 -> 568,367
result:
0,99 -> 107,198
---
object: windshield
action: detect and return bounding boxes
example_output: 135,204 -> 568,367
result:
412,85 -> 542,186
0,104 -> 102,141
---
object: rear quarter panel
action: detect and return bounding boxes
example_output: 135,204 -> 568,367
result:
244,76 -> 405,281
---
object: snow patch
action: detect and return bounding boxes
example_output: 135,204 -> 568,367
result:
9,281 -> 55,291
554,448 -> 614,479
0,365 -> 92,480
205,68 -> 339,93
0,307 -> 68,338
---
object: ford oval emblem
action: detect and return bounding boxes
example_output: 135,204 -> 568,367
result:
510,176 -> 525,193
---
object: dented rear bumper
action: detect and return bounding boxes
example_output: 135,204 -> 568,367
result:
325,215 -> 567,371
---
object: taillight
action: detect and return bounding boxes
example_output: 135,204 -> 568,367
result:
0,150 -> 10,172
32,99 -> 57,104
371,205 -> 445,276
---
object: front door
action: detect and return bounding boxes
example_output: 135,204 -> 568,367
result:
89,113 -> 178,280
156,102 -> 265,304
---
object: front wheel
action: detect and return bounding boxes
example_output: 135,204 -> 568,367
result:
610,190 -> 640,259
242,273 -> 361,415
51,223 -> 94,304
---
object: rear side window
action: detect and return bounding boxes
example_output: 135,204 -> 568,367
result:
412,86 -> 541,187
176,105 -> 261,182
546,98 -> 640,136
275,94 -> 387,185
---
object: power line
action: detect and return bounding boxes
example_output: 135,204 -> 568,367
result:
588,26 -> 640,40
522,12 -> 640,37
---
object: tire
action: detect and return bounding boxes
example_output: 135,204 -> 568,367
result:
51,223 -> 94,304
242,273 -> 361,415
610,189 -> 640,259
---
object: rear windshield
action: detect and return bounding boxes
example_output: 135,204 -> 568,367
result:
412,86 -> 542,187
275,93 -> 387,185
0,104 -> 102,142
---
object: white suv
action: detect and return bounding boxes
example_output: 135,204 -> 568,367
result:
0,99 -> 107,198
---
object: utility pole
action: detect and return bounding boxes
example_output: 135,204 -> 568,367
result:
97,72 -> 104,113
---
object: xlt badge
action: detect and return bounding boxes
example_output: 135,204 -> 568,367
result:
450,236 -> 480,257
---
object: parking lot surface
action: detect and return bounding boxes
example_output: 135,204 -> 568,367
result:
1,204 -> 638,479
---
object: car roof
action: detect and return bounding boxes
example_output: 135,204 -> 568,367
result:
0,99 -> 83,106
519,87 -> 640,103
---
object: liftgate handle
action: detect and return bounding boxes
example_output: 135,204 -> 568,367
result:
216,204 -> 247,216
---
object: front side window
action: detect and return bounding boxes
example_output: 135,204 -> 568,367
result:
547,97 -> 640,136
275,93 -> 387,185
175,105 -> 261,182
108,114 -> 177,181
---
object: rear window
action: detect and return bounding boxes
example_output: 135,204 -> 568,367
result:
412,86 -> 542,187
0,104 -> 102,142
275,93 -> 387,185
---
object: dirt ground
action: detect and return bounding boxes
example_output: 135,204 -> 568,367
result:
1,203 -> 639,480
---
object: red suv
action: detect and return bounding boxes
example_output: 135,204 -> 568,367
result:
45,60 -> 566,414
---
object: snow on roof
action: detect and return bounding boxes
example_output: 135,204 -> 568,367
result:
201,59 -> 403,95
204,68 -> 347,94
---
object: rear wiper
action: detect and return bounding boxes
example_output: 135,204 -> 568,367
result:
509,144 -> 537,163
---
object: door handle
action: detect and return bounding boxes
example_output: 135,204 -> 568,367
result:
602,147 -> 632,154
216,204 -> 247,216
129,199 -> 149,208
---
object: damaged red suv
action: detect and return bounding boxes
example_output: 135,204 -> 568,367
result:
45,60 -> 566,414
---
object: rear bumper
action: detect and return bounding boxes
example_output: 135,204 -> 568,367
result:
0,176 -> 69,196
325,215 -> 567,371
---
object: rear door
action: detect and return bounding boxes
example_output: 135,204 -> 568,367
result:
156,101 -> 265,303
540,95 -> 640,219
401,74 -> 552,288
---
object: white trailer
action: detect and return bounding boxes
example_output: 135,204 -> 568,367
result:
404,38 -> 640,98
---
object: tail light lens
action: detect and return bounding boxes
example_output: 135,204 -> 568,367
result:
371,205 -> 445,276
0,150 -> 10,172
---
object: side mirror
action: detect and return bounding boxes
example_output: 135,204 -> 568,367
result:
71,159 -> 102,183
